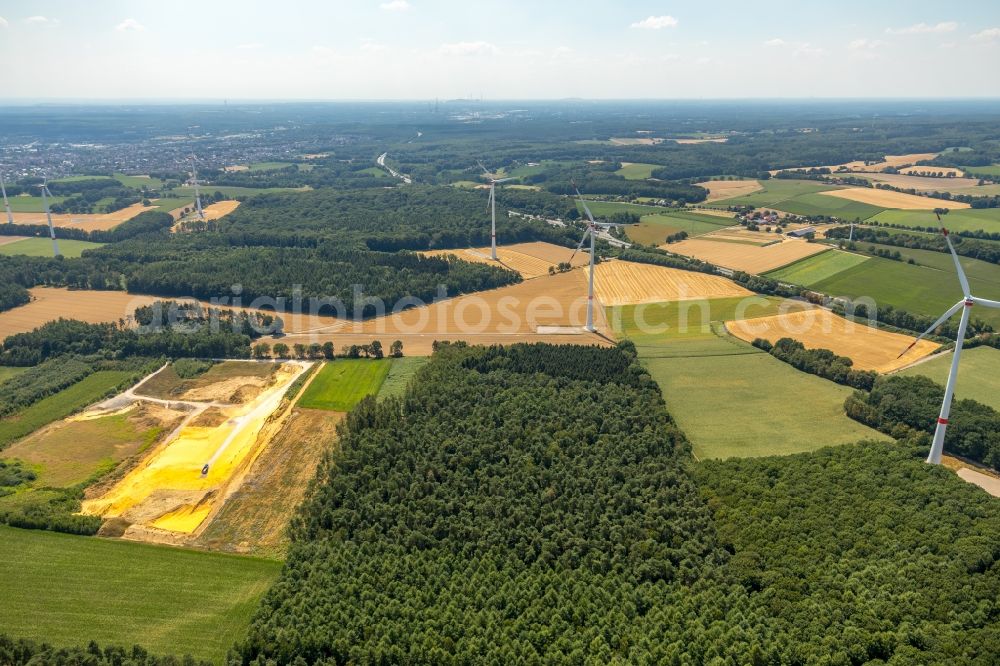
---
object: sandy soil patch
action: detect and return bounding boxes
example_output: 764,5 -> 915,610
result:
956,467 -> 1000,497
0,288 -> 161,339
695,179 -> 763,203
267,268 -> 614,352
9,202 -> 155,232
422,241 -> 588,280
588,260 -> 752,306
82,362 -> 309,538
664,238 -> 829,274
816,187 -> 968,210
727,308 -> 940,373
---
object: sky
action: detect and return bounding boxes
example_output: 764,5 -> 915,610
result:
1,1 -> 1000,100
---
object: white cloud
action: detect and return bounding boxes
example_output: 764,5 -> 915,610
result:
360,40 -> 387,54
794,43 -> 825,57
379,0 -> 411,11
439,41 -> 498,56
312,45 -> 337,56
763,38 -> 786,47
237,42 -> 263,50
0,16 -> 8,28
848,38 -> 887,50
630,15 -> 678,30
971,27 -> 1000,42
115,18 -> 145,32
885,21 -> 957,35
25,16 -> 51,24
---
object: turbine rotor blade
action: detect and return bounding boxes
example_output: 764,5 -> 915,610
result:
971,296 -> 1000,309
939,215 -> 971,296
569,228 -> 590,262
477,160 -> 490,176
494,177 -> 515,183
896,299 -> 965,358
571,180 -> 596,226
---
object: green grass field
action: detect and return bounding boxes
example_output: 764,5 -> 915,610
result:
870,207 -> 1000,233
626,211 -> 732,245
764,249 -> 870,286
298,359 -> 391,411
0,367 -> 27,386
897,346 -> 1000,411
248,162 -> 294,171
576,200 -> 666,217
376,357 -> 430,400
850,242 -> 1000,287
709,178 -> 883,219
113,173 -> 165,189
710,178 -> 836,207
960,164 -> 1000,177
643,352 -> 888,459
148,197 -> 192,213
0,237 -> 104,258
358,166 -> 389,178
810,254 -> 1000,328
615,162 -> 660,180
7,195 -> 68,212
0,371 -> 134,450
0,525 -> 280,663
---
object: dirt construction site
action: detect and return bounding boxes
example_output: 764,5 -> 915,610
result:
81,360 -> 311,545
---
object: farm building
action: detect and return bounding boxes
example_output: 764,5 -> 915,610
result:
786,226 -> 816,239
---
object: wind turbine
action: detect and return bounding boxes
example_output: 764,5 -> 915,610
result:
1,170 -> 13,224
478,161 -> 513,260
897,215 -> 1000,464
39,178 -> 60,257
189,156 -> 205,220
569,181 -> 598,333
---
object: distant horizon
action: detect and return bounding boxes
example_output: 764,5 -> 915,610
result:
4,96 -> 1000,105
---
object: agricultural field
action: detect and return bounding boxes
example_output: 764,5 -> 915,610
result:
112,173 -> 165,188
422,241 -> 587,279
643,350 -> 887,459
665,236 -> 830,274
727,307 -> 940,373
710,178 -> 884,219
576,199 -> 663,217
810,253 -> 1000,329
0,288 -> 161,339
83,361 -> 309,539
764,249 -> 870,286
297,359 -> 391,411
625,211 -> 733,245
0,237 -> 103,258
0,371 -> 137,449
694,178 -> 763,202
849,241 -> 1000,286
589,260 -> 752,306
960,164 -> 1000,177
376,357 -> 430,400
897,346 -> 1000,411
614,162 -> 660,179
816,187 -> 966,210
272,268 -> 615,354
0,525 -> 280,662
708,178 -> 838,207
869,207 -> 1000,233
196,200 -> 240,221
8,201 -> 156,231
831,171 -> 983,193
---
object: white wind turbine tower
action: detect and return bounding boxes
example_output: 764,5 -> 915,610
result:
478,161 -> 513,260
1,170 -> 13,224
569,181 -> 598,333
897,216 -> 1000,464
39,177 -> 61,257
189,156 -> 205,220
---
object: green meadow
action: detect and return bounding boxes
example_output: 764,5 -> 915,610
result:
297,359 -> 391,411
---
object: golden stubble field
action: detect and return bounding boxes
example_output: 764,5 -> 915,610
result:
0,288 -> 162,339
695,179 -> 763,203
10,202 -> 155,232
422,241 -> 589,279
664,237 -> 830,274
816,187 -> 969,210
727,307 -> 941,373
588,260 -> 752,306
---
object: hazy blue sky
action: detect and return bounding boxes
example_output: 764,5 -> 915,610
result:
2,1 -> 999,99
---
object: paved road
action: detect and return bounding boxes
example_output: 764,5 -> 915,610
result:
376,152 -> 412,184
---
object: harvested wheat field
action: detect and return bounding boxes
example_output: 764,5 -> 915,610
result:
816,187 -> 968,210
423,241 -> 588,279
9,202 -> 155,232
838,172 -> 981,193
673,137 -> 727,144
269,268 -> 613,353
0,288 -> 161,339
588,260 -> 752,306
727,307 -> 940,373
900,165 -> 964,177
0,236 -> 28,246
202,200 -> 241,220
664,238 -> 829,274
695,179 -> 763,202
831,152 -> 939,172
82,361 -> 310,542
686,207 -> 738,219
